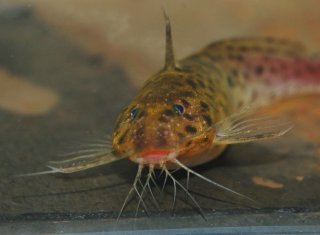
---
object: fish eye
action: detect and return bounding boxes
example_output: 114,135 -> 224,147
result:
130,107 -> 139,119
173,104 -> 184,115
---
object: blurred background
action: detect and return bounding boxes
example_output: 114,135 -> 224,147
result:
3,0 -> 320,89
0,0 -> 320,234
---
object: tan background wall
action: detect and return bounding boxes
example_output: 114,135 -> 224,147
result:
4,0 -> 320,86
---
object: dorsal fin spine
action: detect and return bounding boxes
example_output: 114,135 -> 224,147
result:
163,11 -> 176,70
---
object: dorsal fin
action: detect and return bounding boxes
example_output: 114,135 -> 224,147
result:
163,11 -> 177,70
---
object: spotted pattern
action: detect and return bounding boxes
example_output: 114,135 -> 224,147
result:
112,37 -> 320,168
185,125 -> 197,134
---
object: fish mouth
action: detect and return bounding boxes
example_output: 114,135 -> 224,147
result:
130,149 -> 177,165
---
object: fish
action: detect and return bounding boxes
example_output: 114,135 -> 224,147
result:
19,13 -> 320,218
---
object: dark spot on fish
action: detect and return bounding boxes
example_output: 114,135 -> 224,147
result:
197,79 -> 206,88
266,37 -> 276,43
185,125 -> 197,134
252,46 -> 261,52
180,91 -> 195,98
239,46 -> 248,52
172,81 -> 184,87
186,79 -> 198,89
180,99 -> 190,108
235,54 -> 244,62
200,101 -> 210,111
183,113 -> 194,121
255,65 -> 264,76
186,141 -> 193,147
202,115 -> 212,126
226,45 -> 235,51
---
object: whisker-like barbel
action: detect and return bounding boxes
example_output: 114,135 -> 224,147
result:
172,159 -> 256,203
164,166 -> 206,219
117,164 -> 144,221
135,165 -> 154,216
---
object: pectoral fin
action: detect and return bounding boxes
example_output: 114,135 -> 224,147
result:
16,151 -> 126,177
214,108 -> 293,145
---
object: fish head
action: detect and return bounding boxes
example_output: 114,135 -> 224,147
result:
112,72 -> 217,166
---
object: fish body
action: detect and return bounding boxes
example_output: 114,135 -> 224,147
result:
112,36 -> 320,169
22,15 -> 320,176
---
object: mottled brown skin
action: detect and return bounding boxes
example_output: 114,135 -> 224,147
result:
112,65 -> 230,168
112,37 -> 320,169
